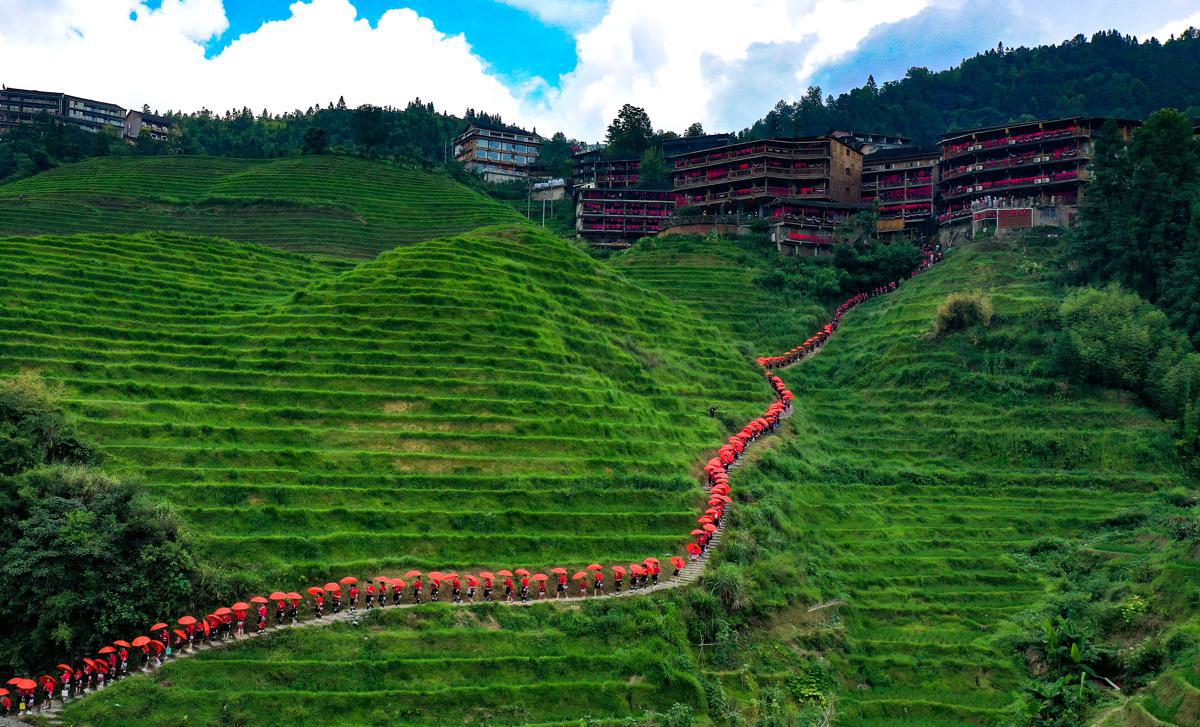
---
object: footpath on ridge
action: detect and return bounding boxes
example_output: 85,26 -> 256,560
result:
6,246 -> 943,723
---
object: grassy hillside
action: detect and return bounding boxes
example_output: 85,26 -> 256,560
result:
0,155 -> 527,257
0,226 -> 766,588
713,241 -> 1198,725
611,235 -> 827,353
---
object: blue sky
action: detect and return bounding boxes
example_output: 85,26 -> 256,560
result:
2,0 -> 1199,139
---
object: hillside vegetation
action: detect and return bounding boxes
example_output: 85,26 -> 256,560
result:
0,226 -> 765,590
0,155 -> 526,257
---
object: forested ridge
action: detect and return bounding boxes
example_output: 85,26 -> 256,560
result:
744,29 -> 1200,141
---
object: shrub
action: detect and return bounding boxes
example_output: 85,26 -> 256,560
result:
933,291 -> 994,337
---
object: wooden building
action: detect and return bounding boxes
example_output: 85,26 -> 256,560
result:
573,149 -> 643,189
453,121 -> 542,183
861,145 -> 939,239
669,136 -> 864,254
576,187 -> 675,248
123,110 -> 173,142
937,116 -> 1138,237
0,87 -> 125,133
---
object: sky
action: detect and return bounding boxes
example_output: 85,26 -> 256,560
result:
1,0 -> 1199,141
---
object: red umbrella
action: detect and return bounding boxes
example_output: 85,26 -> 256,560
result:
611,565 -> 626,576
173,629 -> 187,640
39,675 -> 56,686
571,571 -> 588,580
214,607 -> 233,616
374,575 -> 391,583
201,621 -> 211,636
55,664 -> 73,673
98,646 -> 116,654
404,570 -> 422,578
585,563 -> 603,571
306,586 -> 324,596
81,659 -> 96,669
531,573 -> 548,582
10,678 -> 36,691
177,615 -> 197,626
269,592 -> 288,600
150,622 -> 168,631
703,523 -> 718,533
324,583 -> 341,592
466,576 -> 479,586
205,615 -> 221,626
705,508 -> 721,516
149,640 -> 165,653
514,568 -> 531,576
391,579 -> 407,589
250,596 -> 269,604
340,576 -> 358,585
690,529 -> 704,536
286,593 -> 302,601
0,689 -> 7,696
698,516 -> 713,524
131,636 -> 151,647
427,571 -> 445,580
496,569 -> 514,577
671,556 -> 686,569
643,557 -> 660,565
478,571 -> 495,580
550,567 -> 567,575
630,564 -> 646,576
231,602 -> 250,611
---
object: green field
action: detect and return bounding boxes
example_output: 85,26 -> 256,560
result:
0,155 -> 527,257
0,226 -> 766,588
720,241 -> 1196,725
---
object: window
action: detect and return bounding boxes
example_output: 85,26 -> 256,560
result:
477,139 -> 489,149
475,149 -> 487,159
489,151 -> 501,160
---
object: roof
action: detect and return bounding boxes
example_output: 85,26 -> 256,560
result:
0,87 -> 63,98
461,118 -> 540,138
940,116 -> 1140,142
828,129 -> 913,143
132,111 -> 172,126
863,144 -> 939,162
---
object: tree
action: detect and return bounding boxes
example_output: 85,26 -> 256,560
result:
351,105 -> 388,150
605,104 -> 654,157
0,374 -> 214,674
302,126 -> 328,155
684,122 -> 705,137
637,146 -> 669,189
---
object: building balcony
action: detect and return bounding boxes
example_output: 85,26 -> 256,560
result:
674,165 -> 827,189
941,126 -> 1090,163
672,144 -> 830,171
941,169 -> 1088,202
677,185 -> 828,206
940,150 -> 1086,183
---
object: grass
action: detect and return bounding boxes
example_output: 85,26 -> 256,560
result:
0,155 -> 528,257
0,226 -> 767,589
719,241 -> 1195,724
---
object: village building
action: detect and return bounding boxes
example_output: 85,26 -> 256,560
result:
861,145 -> 939,240
575,187 -> 676,248
123,110 -> 173,142
668,136 -> 866,255
454,121 -> 542,183
937,116 -> 1138,240
0,87 -> 125,133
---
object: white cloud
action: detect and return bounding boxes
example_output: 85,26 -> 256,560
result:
492,0 -> 609,30
527,0 -> 931,140
0,0 -> 523,118
1151,11 -> 1200,41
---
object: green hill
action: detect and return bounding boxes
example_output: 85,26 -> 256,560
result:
0,155 -> 527,257
0,226 -> 765,588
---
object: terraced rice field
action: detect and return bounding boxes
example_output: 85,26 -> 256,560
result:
611,236 -> 828,353
0,226 -> 767,588
58,600 -> 704,726
729,243 -> 1193,724
0,155 -> 527,257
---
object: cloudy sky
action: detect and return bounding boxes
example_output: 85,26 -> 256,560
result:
2,0 -> 1198,140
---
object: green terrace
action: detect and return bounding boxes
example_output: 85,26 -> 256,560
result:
0,227 -> 767,586
0,155 -> 527,257
723,242 -> 1191,725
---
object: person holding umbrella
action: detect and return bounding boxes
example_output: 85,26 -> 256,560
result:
392,579 -> 403,606
377,580 -> 389,609
412,575 -> 424,604
612,566 -> 625,594
349,582 -> 360,612
452,578 -> 463,604
555,570 -> 568,599
519,574 -> 530,602
481,573 -> 494,602
287,596 -> 300,625
257,602 -> 269,633
592,568 -> 604,596
671,556 -> 686,578
429,577 -> 441,603
466,576 -> 478,602
365,582 -> 375,610
534,574 -> 548,598
275,595 -> 286,626
0,688 -> 11,717
504,574 -> 515,603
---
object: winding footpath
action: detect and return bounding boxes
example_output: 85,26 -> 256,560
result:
6,248 -> 943,723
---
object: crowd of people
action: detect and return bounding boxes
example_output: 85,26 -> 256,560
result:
1,242 -> 945,718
